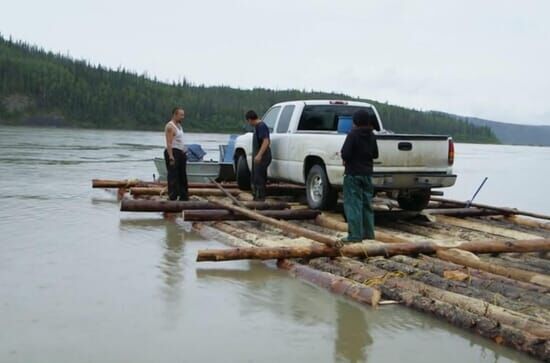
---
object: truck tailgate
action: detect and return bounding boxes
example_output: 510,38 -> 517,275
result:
375,134 -> 451,173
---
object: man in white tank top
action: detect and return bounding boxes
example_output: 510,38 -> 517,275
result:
164,107 -> 189,201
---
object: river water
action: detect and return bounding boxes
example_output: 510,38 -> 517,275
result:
0,126 -> 546,363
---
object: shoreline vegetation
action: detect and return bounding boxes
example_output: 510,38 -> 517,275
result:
0,35 -> 499,143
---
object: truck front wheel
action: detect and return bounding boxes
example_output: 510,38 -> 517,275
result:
306,165 -> 338,210
397,189 -> 431,211
236,155 -> 251,191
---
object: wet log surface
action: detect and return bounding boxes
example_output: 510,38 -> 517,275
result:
437,249 -> 550,288
309,258 -> 550,360
392,255 -> 550,307
180,209 -> 320,222
368,257 -> 550,320
121,199 -> 290,212
197,238 -> 550,262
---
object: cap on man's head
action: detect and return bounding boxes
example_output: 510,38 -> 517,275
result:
352,109 -> 370,127
245,110 -> 258,121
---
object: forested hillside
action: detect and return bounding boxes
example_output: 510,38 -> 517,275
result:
0,36 -> 498,143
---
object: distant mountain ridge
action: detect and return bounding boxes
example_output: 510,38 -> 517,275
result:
464,117 -> 550,147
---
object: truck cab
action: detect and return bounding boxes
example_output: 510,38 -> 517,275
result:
234,100 -> 456,211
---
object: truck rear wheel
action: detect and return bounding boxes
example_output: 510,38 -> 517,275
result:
397,190 -> 431,211
306,164 -> 338,210
236,155 -> 251,191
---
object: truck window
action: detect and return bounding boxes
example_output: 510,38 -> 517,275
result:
276,105 -> 295,133
297,105 -> 380,131
261,106 -> 281,132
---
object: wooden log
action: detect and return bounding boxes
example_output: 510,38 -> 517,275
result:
209,200 -> 341,248
419,254 -> 550,294
501,254 -> 550,273
120,199 -> 289,212
92,179 -> 154,188
193,223 -> 381,307
309,258 -> 550,359
436,215 -> 543,240
486,255 -> 550,275
431,197 -> 550,221
197,238 -> 550,262
392,255 -> 550,306
181,209 -> 320,222
437,249 -> 550,288
130,187 -> 242,197
369,257 -> 550,320
277,260 -> 381,306
311,258 -> 550,338
503,215 -> 550,231
422,208 -> 504,217
92,178 -> 245,189
314,214 -> 409,243
211,222 -> 298,248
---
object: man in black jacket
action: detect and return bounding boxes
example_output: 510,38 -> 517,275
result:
246,110 -> 272,201
340,109 -> 379,242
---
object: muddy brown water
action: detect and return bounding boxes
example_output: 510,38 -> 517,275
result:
1,126 -> 546,363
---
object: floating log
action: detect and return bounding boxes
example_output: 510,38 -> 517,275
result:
314,214 -> 409,243
209,200 -> 341,248
431,197 -> 550,221
436,249 -> 550,288
423,208 -> 504,217
393,255 -> 550,306
436,215 -> 543,240
311,259 -> 550,337
196,238 -> 550,262
193,223 -> 381,307
503,215 -> 550,231
483,255 -> 550,275
277,260 -> 381,306
500,254 -> 550,273
92,178 -> 244,189
129,187 -> 242,197
368,257 -> 550,320
120,199 -> 289,212
180,209 -> 320,222
92,179 -> 157,188
310,258 -> 550,360
419,255 -> 550,294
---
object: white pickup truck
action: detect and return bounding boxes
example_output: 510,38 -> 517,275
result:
233,100 -> 456,211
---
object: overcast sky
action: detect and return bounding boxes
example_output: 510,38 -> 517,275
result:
2,0 -> 549,125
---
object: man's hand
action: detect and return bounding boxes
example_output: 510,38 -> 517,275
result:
169,157 -> 175,166
254,154 -> 262,164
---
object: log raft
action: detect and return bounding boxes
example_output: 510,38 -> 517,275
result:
95,177 -> 550,360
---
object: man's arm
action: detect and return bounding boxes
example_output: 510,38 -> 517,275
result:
165,125 -> 175,162
256,138 -> 270,161
372,135 -> 379,159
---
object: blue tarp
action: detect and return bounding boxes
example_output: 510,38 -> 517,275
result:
337,116 -> 353,134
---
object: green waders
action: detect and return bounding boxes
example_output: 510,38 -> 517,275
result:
343,174 -> 375,241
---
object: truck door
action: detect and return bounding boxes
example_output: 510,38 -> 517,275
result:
259,106 -> 281,178
270,104 -> 295,180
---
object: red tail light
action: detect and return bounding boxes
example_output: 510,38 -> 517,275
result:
448,139 -> 455,166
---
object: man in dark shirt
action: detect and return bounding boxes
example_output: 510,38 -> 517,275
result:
340,109 -> 379,242
246,110 -> 272,201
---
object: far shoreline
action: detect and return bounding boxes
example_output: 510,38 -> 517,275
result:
2,122 -> 548,148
